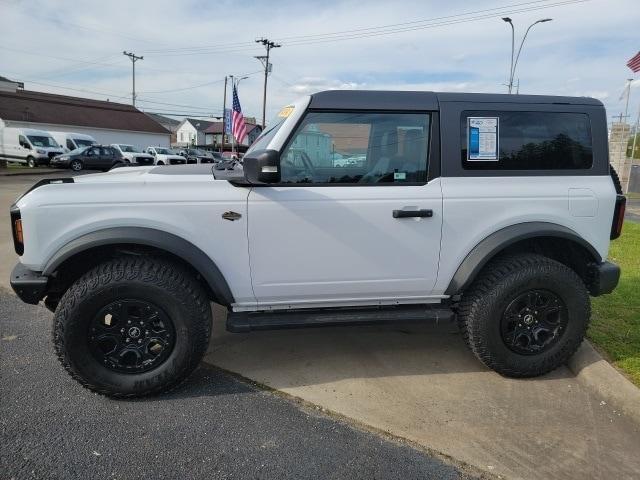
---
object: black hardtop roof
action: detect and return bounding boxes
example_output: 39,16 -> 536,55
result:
309,90 -> 603,110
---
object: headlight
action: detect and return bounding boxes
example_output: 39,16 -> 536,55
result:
58,156 -> 69,161
37,149 -> 46,154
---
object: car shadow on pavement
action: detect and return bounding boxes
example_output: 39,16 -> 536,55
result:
202,305 -> 577,395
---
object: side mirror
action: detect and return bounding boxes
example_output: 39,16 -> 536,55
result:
243,149 -> 280,184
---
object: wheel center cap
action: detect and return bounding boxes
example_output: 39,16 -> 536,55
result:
523,314 -> 535,325
128,326 -> 141,338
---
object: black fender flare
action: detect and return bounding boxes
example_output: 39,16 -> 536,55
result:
42,226 -> 234,306
444,222 -> 601,295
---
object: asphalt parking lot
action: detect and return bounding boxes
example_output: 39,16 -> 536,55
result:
0,291 -> 475,480
2,171 -> 640,480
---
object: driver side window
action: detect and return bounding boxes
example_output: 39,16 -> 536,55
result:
280,112 -> 430,184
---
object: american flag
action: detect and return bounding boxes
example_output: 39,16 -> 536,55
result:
232,84 -> 247,144
627,51 -> 640,73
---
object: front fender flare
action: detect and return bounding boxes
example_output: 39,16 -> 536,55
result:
444,222 -> 601,296
42,226 -> 234,306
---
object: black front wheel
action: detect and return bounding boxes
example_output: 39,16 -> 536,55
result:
458,254 -> 590,377
53,257 -> 212,397
27,156 -> 36,168
70,159 -> 83,171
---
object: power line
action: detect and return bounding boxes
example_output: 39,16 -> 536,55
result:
140,0 -> 584,55
137,70 -> 262,94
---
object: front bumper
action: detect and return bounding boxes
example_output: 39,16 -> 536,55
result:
10,263 -> 48,305
589,261 -> 620,296
50,158 -> 70,168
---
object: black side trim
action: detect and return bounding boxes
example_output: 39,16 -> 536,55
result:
42,227 -> 234,306
10,263 -> 48,305
445,222 -> 602,295
588,261 -> 620,296
227,305 -> 454,333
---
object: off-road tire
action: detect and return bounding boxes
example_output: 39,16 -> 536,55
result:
457,254 -> 590,377
53,256 -> 212,398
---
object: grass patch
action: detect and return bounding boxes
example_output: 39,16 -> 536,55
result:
589,221 -> 640,386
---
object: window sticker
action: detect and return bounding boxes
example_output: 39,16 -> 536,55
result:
278,106 -> 294,118
468,117 -> 499,161
393,171 -> 407,180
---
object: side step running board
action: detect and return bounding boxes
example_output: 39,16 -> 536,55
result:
226,305 -> 454,333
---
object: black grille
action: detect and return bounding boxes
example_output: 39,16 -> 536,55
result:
135,157 -> 154,166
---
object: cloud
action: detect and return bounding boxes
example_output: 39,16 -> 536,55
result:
0,0 -> 638,122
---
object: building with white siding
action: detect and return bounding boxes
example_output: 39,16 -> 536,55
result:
0,84 -> 170,149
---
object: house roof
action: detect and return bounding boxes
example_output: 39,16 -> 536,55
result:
203,121 -> 261,134
0,89 -> 170,134
183,118 -> 217,132
145,112 -> 181,129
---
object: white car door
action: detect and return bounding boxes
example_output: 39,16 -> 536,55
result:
247,110 -> 443,310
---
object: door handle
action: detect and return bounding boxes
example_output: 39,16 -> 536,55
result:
393,209 -> 433,218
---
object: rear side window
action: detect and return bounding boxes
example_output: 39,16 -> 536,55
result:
461,111 -> 593,170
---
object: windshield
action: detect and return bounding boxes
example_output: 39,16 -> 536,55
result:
27,135 -> 59,148
155,148 -> 171,155
246,115 -> 286,154
118,144 -> 141,153
75,139 -> 96,148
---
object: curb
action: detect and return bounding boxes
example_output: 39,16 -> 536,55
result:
568,340 -> 640,425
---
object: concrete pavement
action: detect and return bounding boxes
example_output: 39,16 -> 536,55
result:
205,305 -> 640,480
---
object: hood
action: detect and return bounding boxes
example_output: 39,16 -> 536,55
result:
71,164 -> 239,184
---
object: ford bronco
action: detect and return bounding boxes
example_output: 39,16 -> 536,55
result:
10,90 -> 625,397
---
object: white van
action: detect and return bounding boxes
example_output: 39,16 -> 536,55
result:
0,127 -> 64,167
49,132 -> 97,152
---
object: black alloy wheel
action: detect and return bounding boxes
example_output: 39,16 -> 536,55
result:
500,289 -> 568,355
88,299 -> 175,373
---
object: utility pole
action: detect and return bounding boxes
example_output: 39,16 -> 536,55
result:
255,38 -> 280,128
221,76 -> 228,153
123,51 -> 143,106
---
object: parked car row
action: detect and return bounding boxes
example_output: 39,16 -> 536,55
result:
0,125 -> 242,171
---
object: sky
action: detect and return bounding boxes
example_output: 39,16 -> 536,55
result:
1,0 -> 639,125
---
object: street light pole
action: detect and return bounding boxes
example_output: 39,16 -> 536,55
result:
502,18 -> 515,94
502,18 -> 552,94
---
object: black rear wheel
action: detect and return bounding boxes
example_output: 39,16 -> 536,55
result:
53,257 -> 212,397
458,254 -> 589,377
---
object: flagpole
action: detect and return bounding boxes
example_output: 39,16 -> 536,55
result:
629,101 -> 640,192
230,75 -> 235,158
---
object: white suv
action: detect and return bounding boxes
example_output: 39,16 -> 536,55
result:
9,91 -> 625,397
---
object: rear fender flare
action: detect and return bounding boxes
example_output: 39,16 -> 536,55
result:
444,222 -> 601,295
